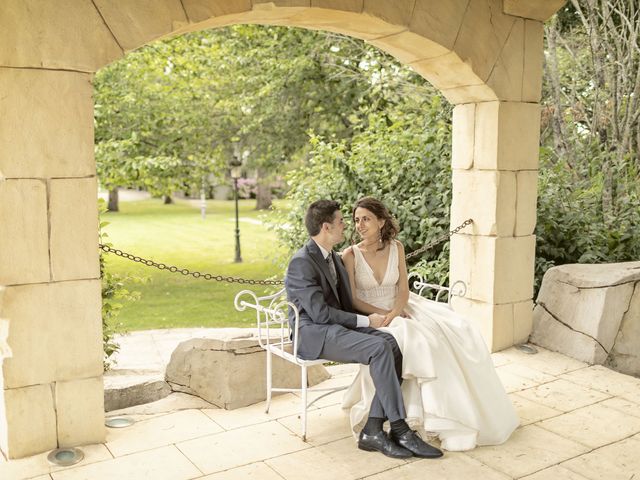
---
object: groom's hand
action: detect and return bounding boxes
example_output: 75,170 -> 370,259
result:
368,313 -> 386,328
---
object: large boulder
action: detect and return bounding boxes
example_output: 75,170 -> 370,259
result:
165,329 -> 330,409
531,262 -> 640,375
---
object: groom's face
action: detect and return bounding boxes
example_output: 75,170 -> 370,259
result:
326,210 -> 346,245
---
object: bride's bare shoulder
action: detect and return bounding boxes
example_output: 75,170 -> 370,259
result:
394,239 -> 406,253
341,246 -> 355,258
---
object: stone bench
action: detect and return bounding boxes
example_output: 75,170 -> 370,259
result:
165,329 -> 330,409
531,261 -> 640,376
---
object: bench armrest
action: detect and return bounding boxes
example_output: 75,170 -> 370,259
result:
407,272 -> 467,306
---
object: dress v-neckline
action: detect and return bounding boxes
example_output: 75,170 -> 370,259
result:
355,243 -> 393,286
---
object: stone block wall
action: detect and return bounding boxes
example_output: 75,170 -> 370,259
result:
0,67 -> 105,458
449,100 -> 541,352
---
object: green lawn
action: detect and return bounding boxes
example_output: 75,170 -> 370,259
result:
102,198 -> 288,331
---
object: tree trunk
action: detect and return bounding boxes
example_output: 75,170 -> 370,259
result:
108,188 -> 119,212
163,194 -> 173,205
544,20 -> 572,168
256,178 -> 273,210
255,170 -> 272,210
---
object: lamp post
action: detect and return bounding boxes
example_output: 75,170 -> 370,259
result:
229,157 -> 242,263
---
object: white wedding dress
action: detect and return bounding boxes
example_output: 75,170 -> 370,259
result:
342,242 -> 519,451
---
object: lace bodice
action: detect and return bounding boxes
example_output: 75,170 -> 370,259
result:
353,241 -> 399,311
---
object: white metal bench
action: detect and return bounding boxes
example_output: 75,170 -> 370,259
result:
233,288 -> 347,441
233,275 -> 467,441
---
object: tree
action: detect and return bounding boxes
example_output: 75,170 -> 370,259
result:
94,26 -> 433,210
543,1 -> 639,210
535,0 -> 640,288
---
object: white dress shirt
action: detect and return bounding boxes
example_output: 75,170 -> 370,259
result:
314,240 -> 369,328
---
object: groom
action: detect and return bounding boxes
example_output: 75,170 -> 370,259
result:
285,199 -> 443,459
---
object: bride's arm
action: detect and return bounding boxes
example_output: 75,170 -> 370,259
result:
341,247 -> 389,316
385,240 -> 410,324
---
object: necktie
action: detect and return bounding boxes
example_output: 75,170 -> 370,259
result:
326,253 -> 338,285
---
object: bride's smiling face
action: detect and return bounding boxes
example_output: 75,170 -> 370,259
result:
354,207 -> 385,242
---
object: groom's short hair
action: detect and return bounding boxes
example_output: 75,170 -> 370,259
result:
305,200 -> 341,236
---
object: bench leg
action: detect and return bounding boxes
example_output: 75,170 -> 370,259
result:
265,349 -> 273,414
301,365 -> 308,442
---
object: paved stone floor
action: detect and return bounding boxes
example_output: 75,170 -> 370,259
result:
2,340 -> 640,479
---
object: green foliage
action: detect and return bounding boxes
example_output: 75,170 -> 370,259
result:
94,26 -> 396,199
273,92 -> 454,285
99,199 -> 142,370
535,145 -> 640,291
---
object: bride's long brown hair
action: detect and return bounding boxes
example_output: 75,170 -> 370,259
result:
352,197 -> 400,251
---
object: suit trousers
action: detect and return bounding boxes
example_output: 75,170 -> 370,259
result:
319,324 -> 406,422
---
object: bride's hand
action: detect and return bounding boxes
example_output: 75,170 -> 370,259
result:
383,312 -> 397,326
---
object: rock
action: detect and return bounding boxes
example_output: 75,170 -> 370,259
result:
106,392 -> 218,420
531,262 -> 640,372
104,371 -> 171,412
165,332 -> 331,409
606,282 -> 640,376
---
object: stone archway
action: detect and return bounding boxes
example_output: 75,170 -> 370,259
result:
0,0 -> 564,459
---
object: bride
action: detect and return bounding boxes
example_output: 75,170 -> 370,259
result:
341,197 -> 519,451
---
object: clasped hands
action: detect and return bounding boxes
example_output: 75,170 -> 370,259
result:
368,309 -> 408,328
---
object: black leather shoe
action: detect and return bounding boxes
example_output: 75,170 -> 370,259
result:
358,431 -> 413,459
390,430 -> 443,458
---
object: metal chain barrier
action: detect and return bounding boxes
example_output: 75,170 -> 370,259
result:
98,244 -> 285,285
404,218 -> 474,260
99,218 -> 473,285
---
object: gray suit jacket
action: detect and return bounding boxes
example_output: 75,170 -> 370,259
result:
285,239 -> 358,360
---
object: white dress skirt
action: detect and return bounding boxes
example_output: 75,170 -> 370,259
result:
342,242 -> 519,451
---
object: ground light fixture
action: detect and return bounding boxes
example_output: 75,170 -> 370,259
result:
515,344 -> 538,354
47,447 -> 84,466
105,416 -> 135,428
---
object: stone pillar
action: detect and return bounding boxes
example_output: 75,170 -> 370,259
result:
449,101 -> 540,352
0,67 -> 105,459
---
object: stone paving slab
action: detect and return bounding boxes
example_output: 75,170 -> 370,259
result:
516,378 -> 611,412
266,437 -> 392,480
464,424 -> 589,478
267,435 -> 415,480
600,396 -> 640,418
560,435 -> 640,480
4,337 -> 640,480
199,462 -> 283,480
0,444 -> 112,480
497,362 -> 557,386
559,364 -> 640,396
105,409 -> 224,457
201,393 -> 318,431
537,402 -> 640,449
492,347 -> 588,376
366,452 -> 510,480
520,465 -> 590,480
277,403 -> 353,446
50,445 -> 201,480
175,421 -> 310,475
508,393 -> 563,426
